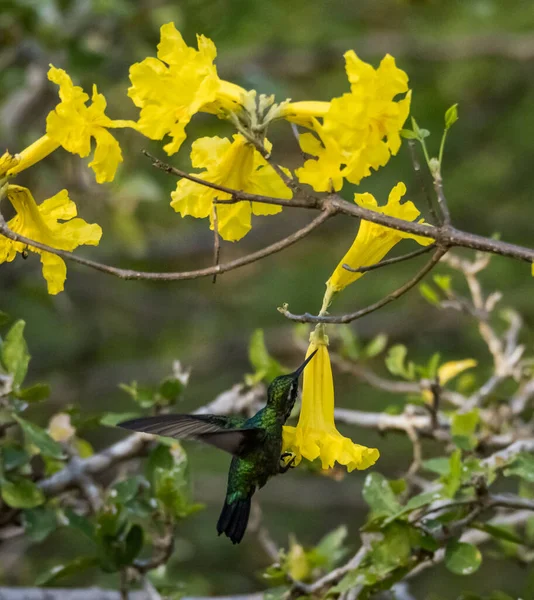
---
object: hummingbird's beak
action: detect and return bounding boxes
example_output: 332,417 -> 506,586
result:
291,348 -> 319,379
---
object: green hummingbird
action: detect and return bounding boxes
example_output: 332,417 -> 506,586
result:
118,350 -> 317,544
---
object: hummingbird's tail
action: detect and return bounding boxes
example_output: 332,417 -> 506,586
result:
217,495 -> 252,544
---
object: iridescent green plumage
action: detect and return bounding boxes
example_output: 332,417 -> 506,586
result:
119,350 -> 317,544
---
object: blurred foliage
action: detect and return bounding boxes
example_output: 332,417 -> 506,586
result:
2,0 -> 534,597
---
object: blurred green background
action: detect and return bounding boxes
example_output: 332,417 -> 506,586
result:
1,0 -> 534,597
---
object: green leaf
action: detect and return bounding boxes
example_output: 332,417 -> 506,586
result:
35,556 -> 99,586
445,104 -> 459,129
119,382 -> 155,409
100,412 -> 140,427
433,274 -> 452,293
16,383 -> 51,403
146,444 -> 174,486
120,524 -> 144,565
504,452 -> 534,482
23,506 -> 57,542
311,526 -> 349,570
418,128 -> 431,139
363,334 -> 388,359
1,442 -> 30,471
452,410 -> 480,451
443,449 -> 462,497
471,522 -> 525,546
383,491 -> 441,525
362,473 -> 402,518
159,376 -> 185,403
419,283 -> 440,306
385,345 -> 415,380
248,329 -> 285,383
444,540 -> 482,575
1,320 -> 30,387
110,476 -> 144,505
14,415 -> 65,460
1,476 -> 45,508
423,457 -> 451,475
65,508 -> 97,542
400,129 -> 418,140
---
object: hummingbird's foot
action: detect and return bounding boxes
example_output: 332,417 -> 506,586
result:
279,452 -> 297,473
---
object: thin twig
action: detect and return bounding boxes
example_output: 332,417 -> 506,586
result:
432,170 -> 451,226
143,151 -> 314,208
279,247 -> 448,323
342,243 -> 436,273
212,205 -> 220,284
408,140 -> 439,225
0,208 -> 332,282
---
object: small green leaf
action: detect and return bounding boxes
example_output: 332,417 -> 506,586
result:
1,442 -> 30,471
35,556 -> 99,586
110,476 -> 144,505
504,452 -> 534,482
363,334 -> 388,359
14,415 -> 65,460
23,506 -> 57,542
423,457 -> 451,475
1,476 -> 45,508
248,329 -> 285,383
433,274 -> 452,293
445,540 -> 482,575
65,509 -> 96,542
445,104 -> 459,129
100,412 -> 140,427
1,320 -> 30,387
385,345 -> 414,380
418,128 -> 431,139
400,129 -> 418,140
159,376 -> 185,402
443,449 -> 462,497
471,522 -> 525,546
16,383 -> 51,403
362,473 -> 402,517
452,410 -> 480,450
419,283 -> 440,306
119,382 -> 155,408
121,524 -> 144,565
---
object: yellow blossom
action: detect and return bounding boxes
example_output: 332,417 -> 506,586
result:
421,359 -> 477,402
322,183 -> 433,311
294,53 -> 411,192
8,67 -> 135,183
128,22 -> 246,155
170,134 -> 292,241
48,413 -> 76,442
282,326 -> 379,472
0,185 -> 102,294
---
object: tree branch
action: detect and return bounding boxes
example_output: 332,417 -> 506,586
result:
279,247 -> 448,323
0,208 -> 332,282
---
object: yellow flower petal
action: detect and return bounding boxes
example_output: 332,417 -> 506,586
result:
6,136 -> 60,177
438,359 -> 477,386
292,52 -> 411,191
170,134 -> 292,241
326,182 -> 433,295
46,66 -> 134,182
1,185 -> 102,294
128,22 -> 244,155
282,326 -> 379,472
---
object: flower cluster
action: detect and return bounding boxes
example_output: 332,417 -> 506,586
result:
1,22 -> 431,474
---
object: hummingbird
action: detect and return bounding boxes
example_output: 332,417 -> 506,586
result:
118,350 -> 317,544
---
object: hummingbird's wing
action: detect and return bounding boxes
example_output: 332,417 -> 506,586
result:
117,414 -> 262,457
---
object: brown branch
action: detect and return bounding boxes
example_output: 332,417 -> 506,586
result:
212,205 -> 220,284
143,151 -> 314,209
342,243 -> 436,273
408,140 -> 439,225
279,247 -> 448,323
0,208 -> 332,282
